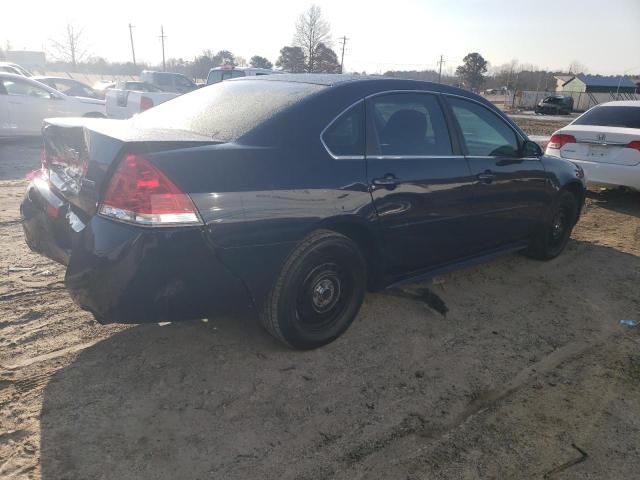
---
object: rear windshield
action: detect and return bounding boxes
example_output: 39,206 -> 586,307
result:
573,106 -> 640,129
132,79 -> 324,141
207,69 -> 245,85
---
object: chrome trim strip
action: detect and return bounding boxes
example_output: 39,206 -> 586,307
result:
364,89 -> 526,141
320,89 -> 531,160
578,140 -> 627,146
368,155 -> 465,160
320,99 -> 366,160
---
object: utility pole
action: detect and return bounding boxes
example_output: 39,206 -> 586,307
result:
128,23 -> 136,66
437,55 -> 445,83
339,35 -> 348,74
159,25 -> 167,71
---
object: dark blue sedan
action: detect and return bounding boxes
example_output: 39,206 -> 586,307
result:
21,75 -> 586,349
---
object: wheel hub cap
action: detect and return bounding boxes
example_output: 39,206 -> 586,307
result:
552,212 -> 565,239
311,276 -> 340,313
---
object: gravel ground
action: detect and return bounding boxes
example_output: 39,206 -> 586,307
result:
1,137 -> 639,480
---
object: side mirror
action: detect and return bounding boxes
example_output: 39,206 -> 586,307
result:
49,93 -> 63,100
521,139 -> 543,158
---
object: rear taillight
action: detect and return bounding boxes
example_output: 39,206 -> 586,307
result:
140,96 -> 154,112
548,134 -> 576,149
625,140 -> 640,152
99,153 -> 201,226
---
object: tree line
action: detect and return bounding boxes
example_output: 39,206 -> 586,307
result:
0,5 -> 594,92
0,5 -> 341,79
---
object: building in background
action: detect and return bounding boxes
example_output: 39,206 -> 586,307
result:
554,75 -> 573,92
6,51 -> 46,72
559,74 -> 637,94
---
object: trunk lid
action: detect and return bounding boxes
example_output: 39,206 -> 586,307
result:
42,117 -> 217,217
558,125 -> 640,166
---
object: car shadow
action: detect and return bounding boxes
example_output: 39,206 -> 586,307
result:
587,187 -> 640,219
38,240 -> 640,479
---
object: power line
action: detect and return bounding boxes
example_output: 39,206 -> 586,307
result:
128,23 -> 136,66
159,25 -> 167,71
437,55 -> 445,83
339,35 -> 348,74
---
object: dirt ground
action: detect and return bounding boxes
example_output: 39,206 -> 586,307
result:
1,134 -> 640,480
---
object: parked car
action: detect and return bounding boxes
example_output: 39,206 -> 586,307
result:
92,80 -> 116,99
0,72 -> 105,136
535,95 -> 574,115
105,81 -> 178,119
33,76 -> 101,99
21,74 -> 586,349
0,61 -> 32,77
140,71 -> 197,94
545,101 -> 640,190
206,66 -> 282,85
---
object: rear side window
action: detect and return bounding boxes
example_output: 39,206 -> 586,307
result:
322,101 -> 365,158
207,70 -> 223,84
449,97 -> 519,157
154,73 -> 174,87
369,93 -> 452,156
573,106 -> 640,129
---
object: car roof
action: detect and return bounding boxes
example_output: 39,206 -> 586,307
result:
0,72 -> 30,79
33,75 -> 83,82
597,100 -> 640,108
238,73 -> 476,96
0,72 -> 67,94
208,66 -> 279,73
141,70 -> 185,76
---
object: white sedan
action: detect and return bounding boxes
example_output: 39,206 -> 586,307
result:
0,73 -> 106,137
545,101 -> 640,190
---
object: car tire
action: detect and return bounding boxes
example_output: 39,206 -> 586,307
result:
524,190 -> 579,260
261,229 -> 367,350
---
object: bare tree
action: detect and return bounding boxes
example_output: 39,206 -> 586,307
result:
293,5 -> 331,73
568,61 -> 588,74
50,24 -> 87,71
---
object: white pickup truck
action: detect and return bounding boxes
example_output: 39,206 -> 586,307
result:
105,81 -> 178,119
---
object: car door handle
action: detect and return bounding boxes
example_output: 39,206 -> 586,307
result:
477,171 -> 496,184
371,174 -> 398,189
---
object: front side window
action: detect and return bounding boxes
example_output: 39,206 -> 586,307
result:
176,75 -> 195,88
2,78 -> 51,98
322,101 -> 365,158
369,93 -> 452,156
448,97 -> 519,157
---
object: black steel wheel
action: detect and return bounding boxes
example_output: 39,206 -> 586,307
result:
261,230 -> 366,349
524,190 -> 579,260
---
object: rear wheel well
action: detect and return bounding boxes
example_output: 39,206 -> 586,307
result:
318,221 -> 381,290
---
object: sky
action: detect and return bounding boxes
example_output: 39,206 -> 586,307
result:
2,0 -> 639,75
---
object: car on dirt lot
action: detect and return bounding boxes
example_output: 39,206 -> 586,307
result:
33,76 -> 101,99
0,72 -> 106,136
545,101 -> 640,191
535,95 -> 574,115
206,66 -> 283,85
21,74 -> 586,349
